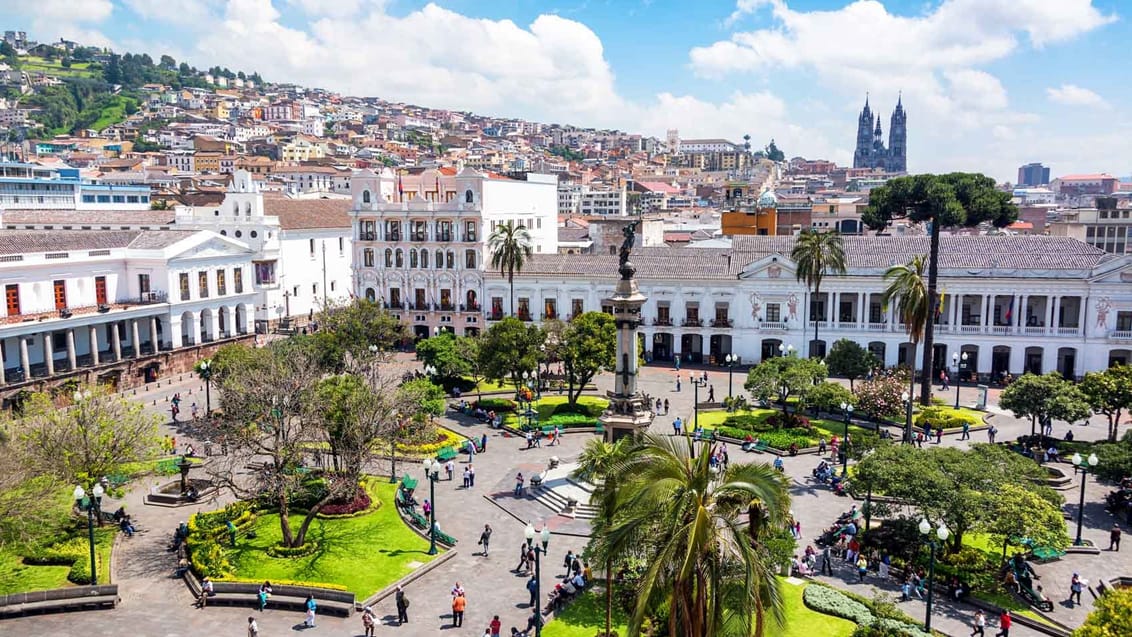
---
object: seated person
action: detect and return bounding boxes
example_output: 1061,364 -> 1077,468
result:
572,572 -> 586,590
119,515 -> 136,537
185,485 -> 199,501
742,436 -> 761,452
185,444 -> 196,457
561,578 -> 578,597
1046,446 -> 1060,462
195,576 -> 214,607
113,506 -> 127,523
1034,584 -> 1051,606
791,555 -> 804,576
693,427 -> 704,441
1003,570 -> 1020,593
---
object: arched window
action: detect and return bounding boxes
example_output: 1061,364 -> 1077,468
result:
466,290 -> 477,309
421,249 -> 429,269
244,203 -> 251,215
384,248 -> 393,268
232,201 -> 239,215
410,249 -> 418,268
446,251 -> 454,269
362,190 -> 371,204
365,288 -> 376,302
435,249 -> 443,269
465,189 -> 473,203
395,249 -> 403,267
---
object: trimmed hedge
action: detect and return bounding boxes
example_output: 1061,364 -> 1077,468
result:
913,406 -> 979,431
474,398 -> 517,413
803,583 -> 874,625
266,541 -> 321,558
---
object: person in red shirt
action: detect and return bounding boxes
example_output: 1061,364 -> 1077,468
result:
994,610 -> 1011,637
489,615 -> 502,637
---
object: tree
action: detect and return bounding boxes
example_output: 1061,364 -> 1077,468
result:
559,312 -> 616,405
455,335 -> 488,401
159,54 -> 177,70
999,373 -> 1091,437
415,333 -> 468,380
855,374 -> 908,421
807,381 -> 856,415
1080,365 -> 1132,442
605,434 -> 791,636
825,338 -> 878,390
791,230 -> 847,358
316,298 -> 408,361
882,255 -> 929,442
764,139 -> 785,162
17,385 -> 161,490
983,483 -> 1069,560
573,437 -> 630,637
1076,585 -> 1132,637
864,174 -> 1017,405
488,221 -> 533,316
744,354 -> 827,407
479,317 -> 545,388
311,370 -> 407,476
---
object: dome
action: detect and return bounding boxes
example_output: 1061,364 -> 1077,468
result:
757,189 -> 778,208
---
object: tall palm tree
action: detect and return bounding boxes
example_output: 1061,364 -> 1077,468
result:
881,255 -> 929,444
573,437 -> 629,637
488,221 -> 533,317
791,230 -> 847,358
604,434 -> 791,636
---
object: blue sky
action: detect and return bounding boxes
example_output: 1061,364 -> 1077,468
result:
5,0 -> 1128,181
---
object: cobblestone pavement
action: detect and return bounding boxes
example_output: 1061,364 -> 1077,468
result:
2,358 -> 1128,637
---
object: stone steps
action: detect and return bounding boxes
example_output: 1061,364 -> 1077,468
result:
533,485 -> 600,520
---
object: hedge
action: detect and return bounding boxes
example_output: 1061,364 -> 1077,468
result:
803,583 -> 874,625
913,406 -> 979,431
474,398 -> 517,413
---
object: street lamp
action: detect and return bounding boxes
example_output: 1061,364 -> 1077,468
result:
421,458 -> 440,555
901,390 -> 913,444
524,521 -> 552,637
951,352 -> 966,409
197,359 -> 213,414
778,343 -> 795,357
73,483 -> 105,585
839,401 -> 854,475
691,375 -> 708,433
918,518 -> 951,633
725,353 -> 736,398
1071,452 -> 1099,546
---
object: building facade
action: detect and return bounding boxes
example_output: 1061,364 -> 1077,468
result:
485,236 -> 1132,379
0,162 -> 151,210
852,96 -> 907,173
1017,163 -> 1051,187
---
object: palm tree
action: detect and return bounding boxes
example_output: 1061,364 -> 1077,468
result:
488,221 -> 533,317
604,434 -> 791,636
791,230 -> 847,358
881,255 -> 929,444
573,437 -> 629,637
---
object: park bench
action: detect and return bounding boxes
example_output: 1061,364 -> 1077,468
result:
743,441 -> 770,453
408,509 -> 430,529
0,585 -> 119,617
435,529 -> 457,546
1017,538 -> 1065,563
1016,580 -> 1054,612
182,573 -> 355,616
436,446 -> 458,462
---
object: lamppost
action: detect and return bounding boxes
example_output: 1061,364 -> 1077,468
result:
421,458 -> 440,555
918,518 -> 951,633
1071,452 -> 1099,546
951,352 -> 966,409
73,483 -> 104,585
839,401 -> 854,475
901,390 -> 913,444
691,376 -> 708,432
197,358 -> 213,415
524,521 -> 551,637
778,343 -> 795,357
725,353 -> 736,398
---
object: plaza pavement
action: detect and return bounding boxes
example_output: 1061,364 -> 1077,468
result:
1,357 -> 1129,637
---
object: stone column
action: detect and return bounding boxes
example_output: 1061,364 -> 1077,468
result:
20,337 -> 31,379
111,322 -> 122,361
170,316 -> 183,349
66,329 -> 76,370
131,319 -> 141,357
149,316 -> 159,351
44,334 -> 54,376
89,325 -> 100,365
1052,296 -> 1061,329
191,312 -> 202,346
984,295 -> 992,327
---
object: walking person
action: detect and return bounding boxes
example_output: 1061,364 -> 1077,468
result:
247,616 -> 259,637
490,614 -> 502,637
676,377 -> 681,392
445,459 -> 455,481
480,524 -> 493,556
961,421 -> 970,440
820,544 -> 833,576
1111,524 -> 1122,551
463,466 -> 471,489
361,606 -> 376,636
673,417 -> 682,436
469,464 -> 476,487
527,575 -> 539,608
994,610 -> 1011,637
988,425 -> 997,444
971,609 -> 986,637
514,473 -> 525,497
451,593 -> 466,627
1069,573 -> 1083,606
940,369 -> 949,391
304,593 -> 317,627
395,585 -> 409,624
664,399 -> 669,414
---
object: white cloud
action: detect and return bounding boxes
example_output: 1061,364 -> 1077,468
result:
1046,84 -> 1110,109
121,0 -> 219,22
0,0 -> 117,48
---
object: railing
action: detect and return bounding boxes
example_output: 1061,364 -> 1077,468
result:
465,235 -> 477,242
1022,326 -> 1046,336
386,301 -> 403,310
518,313 -> 532,322
125,291 -> 168,305
460,303 -> 481,312
682,318 -> 702,327
439,303 -> 455,312
359,232 -> 376,241
1111,330 -> 1132,340
388,232 -> 401,242
760,321 -> 786,330
543,313 -> 558,320
653,317 -> 673,326
710,318 -> 733,328
959,325 -> 982,334
837,321 -> 859,330
807,320 -> 829,330
988,325 -> 1013,335
410,233 -> 427,242
866,323 -> 887,331
1056,326 -> 1079,337
438,233 -> 452,242
488,311 -> 504,321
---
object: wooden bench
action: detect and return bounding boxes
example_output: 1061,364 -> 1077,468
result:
407,509 -> 429,530
435,529 -> 458,546
182,573 -> 354,617
0,585 -> 119,617
743,441 -> 769,453
436,446 -> 458,462
1017,581 -> 1054,612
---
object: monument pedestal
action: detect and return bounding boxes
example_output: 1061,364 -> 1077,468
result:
600,227 -> 654,441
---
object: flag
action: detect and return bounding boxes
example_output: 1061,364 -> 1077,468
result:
397,171 -> 403,200
1004,297 -> 1013,323
436,175 -> 441,200
936,288 -> 946,318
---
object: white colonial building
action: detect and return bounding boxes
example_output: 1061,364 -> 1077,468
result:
350,166 -> 558,339
486,235 -> 1132,379
0,229 -> 257,390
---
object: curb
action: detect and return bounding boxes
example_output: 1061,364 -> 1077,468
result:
358,549 -> 459,609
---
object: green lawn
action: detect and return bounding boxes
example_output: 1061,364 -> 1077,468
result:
0,526 -> 116,594
19,56 -> 99,78
696,408 -> 870,448
89,95 -> 136,131
502,395 -> 609,429
224,482 -> 437,597
542,588 -> 629,637
782,580 -> 856,637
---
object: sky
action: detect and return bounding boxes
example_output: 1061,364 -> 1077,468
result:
3,0 -> 1128,181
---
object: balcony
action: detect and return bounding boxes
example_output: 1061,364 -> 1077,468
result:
543,313 -> 558,321
760,321 -> 786,331
1111,330 -> 1132,341
488,311 -> 504,321
652,317 -> 673,326
959,324 -> 983,334
387,232 -> 401,242
438,233 -> 452,242
410,233 -> 427,242
710,318 -> 733,328
1022,326 -> 1046,337
439,303 -> 455,312
386,301 -> 403,310
359,231 -> 376,241
518,312 -> 533,322
465,235 -> 477,243
460,303 -> 481,312
1056,326 -> 1080,337
866,322 -> 887,331
807,320 -> 829,330
682,317 -> 703,327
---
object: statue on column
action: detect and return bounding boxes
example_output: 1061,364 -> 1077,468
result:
618,221 -> 639,280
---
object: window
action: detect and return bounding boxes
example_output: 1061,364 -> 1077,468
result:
385,248 -> 393,268
254,261 -> 276,285
5,284 -> 19,316
465,189 -> 474,203
714,304 -> 729,323
389,287 -> 401,308
602,304 -> 613,315
766,304 -> 781,322
53,280 -> 67,310
312,283 -> 318,295
517,297 -> 531,320
364,249 -> 375,267
234,268 -> 243,294
439,221 -> 452,241
138,273 -> 150,296
1117,311 -> 1132,332
421,249 -> 429,268
198,271 -> 209,297
657,304 -> 670,323
410,249 -> 419,268
309,238 -> 316,256
415,288 -> 427,309
95,276 -> 107,305
330,281 -> 336,292
217,270 -> 227,295
465,221 -> 476,242
446,251 -> 454,269
179,273 -> 190,300
685,304 -> 700,322
440,289 -> 452,310
571,299 -> 584,318
465,249 -> 476,269
395,249 -> 403,267
338,237 -> 344,252
362,189 -> 371,204
544,298 -> 557,320
491,297 -> 504,318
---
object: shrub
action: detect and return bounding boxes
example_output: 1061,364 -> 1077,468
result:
721,411 -> 775,432
767,412 -> 811,429
266,541 -> 321,558
856,376 -> 907,419
544,413 -> 596,428
803,584 -> 874,625
914,406 -> 979,431
852,619 -> 931,637
474,398 -> 516,413
758,427 -> 815,449
809,381 -> 857,414
187,535 -> 234,579
319,487 -> 371,516
552,401 -> 606,418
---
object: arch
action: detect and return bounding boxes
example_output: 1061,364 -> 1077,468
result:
244,202 -> 251,215
709,334 -> 733,363
991,345 -> 1011,378
760,338 -> 783,362
180,311 -> 196,345
465,290 -> 478,311
959,345 -> 979,382
932,343 -> 948,373
652,333 -> 674,362
867,341 -> 886,364
232,201 -> 239,215
218,306 -> 230,338
1108,349 -> 1130,368
365,287 -> 376,302
809,339 -> 827,358
1024,346 -> 1043,375
395,249 -> 404,268
421,249 -> 429,269
385,248 -> 393,267
235,305 -> 248,335
446,250 -> 455,269
362,189 -> 371,204
897,342 -> 916,368
465,189 -> 474,203
1057,347 -> 1076,379
410,249 -> 418,268
436,249 -> 444,269
199,308 -> 215,343
464,327 -> 480,337
680,334 -> 703,364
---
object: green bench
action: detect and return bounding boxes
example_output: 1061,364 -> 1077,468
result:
594,422 -> 604,435
399,474 -> 419,491
436,446 -> 458,462
435,529 -> 458,546
408,510 -> 429,529
1018,581 -> 1053,611
749,441 -> 769,453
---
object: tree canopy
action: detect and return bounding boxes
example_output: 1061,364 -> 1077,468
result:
558,312 -> 617,405
825,339 -> 879,390
478,317 -> 545,386
1079,364 -> 1132,442
744,354 -> 827,406
999,372 -> 1091,436
316,298 -> 408,361
791,230 -> 846,358
415,333 -> 468,380
1076,584 -> 1132,637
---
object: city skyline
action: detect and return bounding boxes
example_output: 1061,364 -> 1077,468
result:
4,0 -> 1127,181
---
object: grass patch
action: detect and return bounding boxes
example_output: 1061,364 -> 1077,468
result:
224,481 -> 437,597
781,581 -> 856,637
542,588 -> 629,637
0,526 -> 115,594
502,395 -> 609,429
19,56 -> 99,78
88,95 -> 135,131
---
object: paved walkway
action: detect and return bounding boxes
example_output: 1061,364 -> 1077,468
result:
2,359 -> 1128,637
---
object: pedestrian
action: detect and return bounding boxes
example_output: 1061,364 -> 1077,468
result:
988,426 -> 997,443
1069,573 -> 1083,606
527,575 -> 539,607
820,545 -> 833,575
940,369 -> 949,390
676,377 -> 681,392
514,473 -> 525,497
900,579 -> 911,601
656,398 -> 662,413
971,609 -> 985,637
878,553 -> 890,580
361,606 -> 376,636
248,616 -> 259,637
552,425 -> 561,446
423,499 -> 431,519
526,608 -> 542,633
304,594 -> 317,627
936,427 -> 943,444
481,433 -> 488,452
818,438 -> 827,455
563,549 -> 575,576
463,466 -> 471,488
703,370 -> 708,382
469,464 -> 476,487
857,555 -> 868,582
994,610 -> 1011,637
446,459 -> 455,481
191,402 -> 199,420
673,417 -> 682,435
257,581 -> 271,611
395,585 -> 409,624
490,614 -> 502,637
708,385 -> 715,403
1111,524 -> 1122,551
452,593 -> 466,627
227,520 -> 238,547
452,581 -> 465,597
961,421 -> 970,440
480,524 -> 493,556
675,357 -> 681,371
664,399 -> 669,414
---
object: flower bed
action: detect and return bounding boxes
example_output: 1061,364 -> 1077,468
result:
320,487 -> 372,516
913,406 -> 981,431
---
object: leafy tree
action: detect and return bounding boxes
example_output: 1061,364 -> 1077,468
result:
159,54 -> 177,70
764,139 -> 785,162
311,371 -> 406,476
791,230 -> 847,358
479,317 -> 545,387
825,339 -> 879,390
604,434 -> 791,636
455,335 -> 488,400
855,374 -> 908,420
488,221 -> 533,316
864,174 -> 1017,404
399,377 -> 446,421
415,333 -> 468,380
807,381 -> 856,415
178,62 -> 192,75
882,255 -> 928,441
559,312 -> 616,405
999,373 -> 1091,437
744,354 -> 827,406
316,298 -> 408,361
573,437 -> 630,636
1075,585 -> 1132,637
982,483 -> 1069,560
1079,365 -> 1132,442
